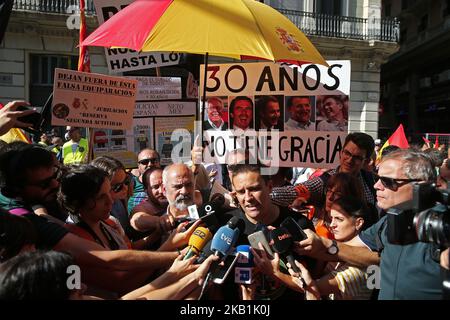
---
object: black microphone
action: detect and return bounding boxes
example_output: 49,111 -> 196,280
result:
269,226 -> 301,274
185,193 -> 225,232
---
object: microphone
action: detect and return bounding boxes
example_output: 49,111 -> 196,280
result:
186,193 -> 225,232
198,217 -> 244,297
234,245 -> 254,284
210,222 -> 241,259
269,226 -> 301,274
183,227 -> 213,260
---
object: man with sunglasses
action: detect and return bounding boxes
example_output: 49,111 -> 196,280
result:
271,132 -> 376,208
128,148 -> 161,213
295,149 -> 443,299
0,145 -> 182,294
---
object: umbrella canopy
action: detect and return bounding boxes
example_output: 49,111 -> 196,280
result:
82,0 -> 327,66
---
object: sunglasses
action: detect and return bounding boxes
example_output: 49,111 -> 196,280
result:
138,158 -> 159,166
30,166 -> 61,190
111,175 -> 131,193
373,173 -> 421,190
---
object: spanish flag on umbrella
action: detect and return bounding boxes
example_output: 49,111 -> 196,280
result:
377,124 -> 409,161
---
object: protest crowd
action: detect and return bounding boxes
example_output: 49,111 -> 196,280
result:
0,98 -> 449,301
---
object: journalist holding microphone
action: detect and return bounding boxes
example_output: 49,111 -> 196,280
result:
228,164 -> 315,300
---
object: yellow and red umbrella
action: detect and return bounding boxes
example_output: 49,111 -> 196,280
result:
82,0 -> 327,66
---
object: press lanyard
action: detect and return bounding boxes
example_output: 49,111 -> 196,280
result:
77,220 -> 120,250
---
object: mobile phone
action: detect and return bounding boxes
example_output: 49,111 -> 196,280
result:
174,216 -> 195,228
248,230 -> 274,258
280,217 -> 308,242
16,106 -> 42,129
211,252 -> 241,284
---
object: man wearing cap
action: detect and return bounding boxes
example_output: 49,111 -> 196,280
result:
62,126 -> 89,165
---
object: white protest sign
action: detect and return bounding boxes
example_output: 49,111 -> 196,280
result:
198,61 -> 351,168
93,0 -> 181,73
128,76 -> 182,100
203,130 -> 346,169
134,101 -> 196,117
51,68 -> 137,129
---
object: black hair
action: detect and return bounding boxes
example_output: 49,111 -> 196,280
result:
229,96 -> 253,128
230,164 -> 272,184
91,155 -> 125,178
256,95 -> 279,115
58,164 -> 108,214
0,145 -> 55,197
286,95 -> 311,109
332,196 -> 377,230
142,166 -> 163,190
0,250 -> 75,300
424,148 -> 446,168
343,132 -> 375,160
0,209 -> 37,263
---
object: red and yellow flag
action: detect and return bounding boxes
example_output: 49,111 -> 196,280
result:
377,124 -> 409,160
78,0 -> 91,72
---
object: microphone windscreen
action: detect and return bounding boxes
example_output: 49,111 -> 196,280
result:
211,225 -> 240,257
188,227 -> 213,251
269,227 -> 293,255
236,245 -> 254,267
197,193 -> 225,217
227,216 -> 245,233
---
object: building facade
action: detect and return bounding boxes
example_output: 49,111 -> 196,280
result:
380,0 -> 450,141
1,0 -> 399,139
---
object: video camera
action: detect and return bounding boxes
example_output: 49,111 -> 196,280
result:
387,182 -> 450,247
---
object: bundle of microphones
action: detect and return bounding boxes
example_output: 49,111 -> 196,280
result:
177,194 -> 309,298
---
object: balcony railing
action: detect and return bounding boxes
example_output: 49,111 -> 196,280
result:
277,8 -> 400,43
12,2 -> 400,42
13,0 -> 96,15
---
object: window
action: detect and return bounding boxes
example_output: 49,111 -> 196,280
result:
444,0 -> 450,17
315,0 -> 342,15
384,2 -> 391,17
30,54 -> 78,107
417,14 -> 428,33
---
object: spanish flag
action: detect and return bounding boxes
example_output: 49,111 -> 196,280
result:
78,0 -> 91,72
0,128 -> 31,144
377,124 -> 409,160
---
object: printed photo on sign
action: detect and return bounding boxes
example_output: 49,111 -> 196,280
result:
229,96 -> 254,131
316,95 -> 348,132
202,96 -> 229,131
110,129 -> 127,151
284,95 -> 316,131
255,95 -> 284,131
93,129 -> 109,151
155,116 -> 195,166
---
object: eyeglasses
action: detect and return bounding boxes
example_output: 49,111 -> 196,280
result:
138,158 -> 159,166
373,173 -> 421,190
326,188 -> 343,200
342,149 -> 365,163
111,175 -> 131,193
29,166 -> 61,190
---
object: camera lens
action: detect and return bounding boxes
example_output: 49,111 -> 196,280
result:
414,204 -> 450,247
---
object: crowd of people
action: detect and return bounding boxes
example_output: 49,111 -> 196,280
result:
0,99 -> 449,300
